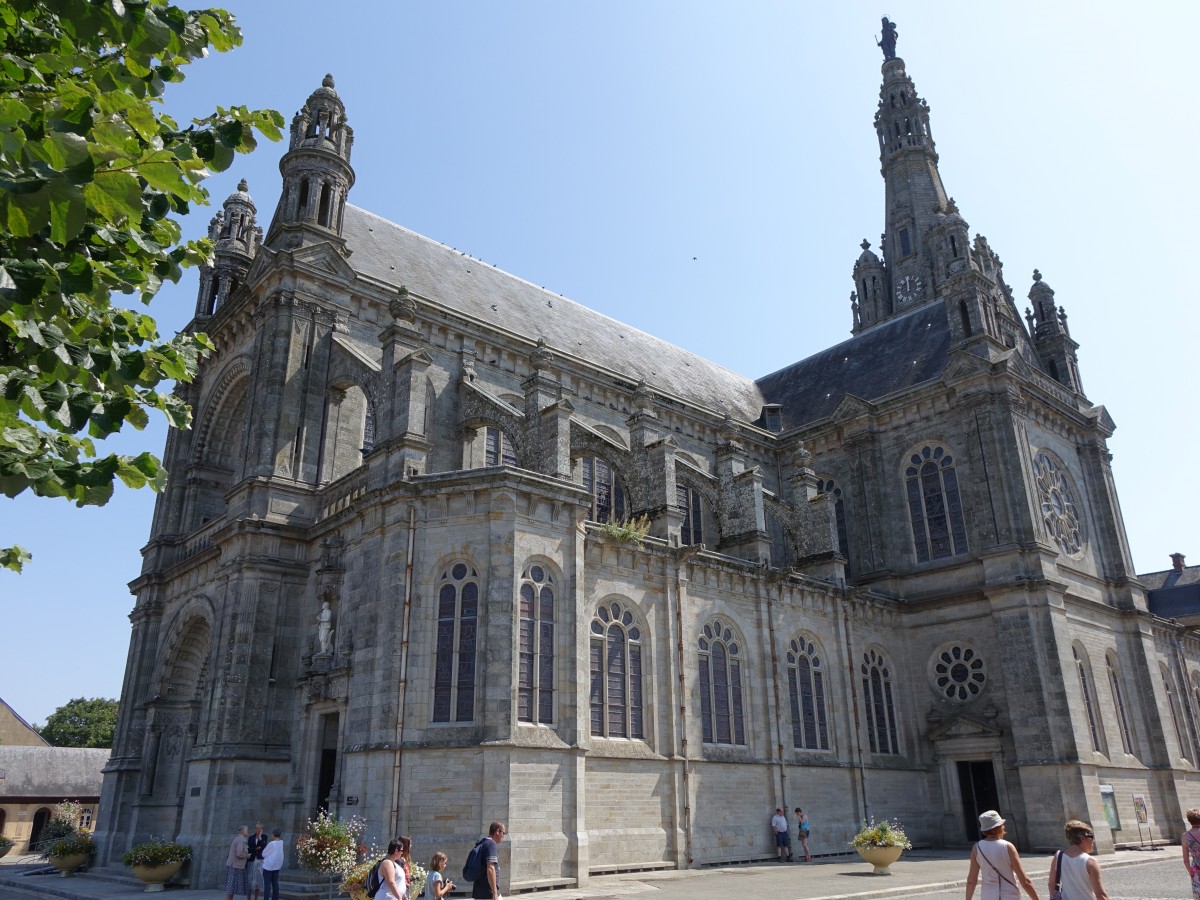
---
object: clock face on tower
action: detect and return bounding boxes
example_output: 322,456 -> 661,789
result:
896,274 -> 923,304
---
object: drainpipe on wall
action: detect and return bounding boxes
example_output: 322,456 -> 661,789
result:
762,577 -> 787,806
673,544 -> 702,867
841,601 -> 869,824
390,503 -> 418,838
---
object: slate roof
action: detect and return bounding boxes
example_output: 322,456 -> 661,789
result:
1139,564 -> 1200,591
342,206 -> 767,421
756,302 -> 952,429
0,746 -> 108,799
1146,584 -> 1200,621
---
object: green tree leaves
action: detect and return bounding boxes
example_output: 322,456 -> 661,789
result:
37,696 -> 120,748
0,0 -> 283,572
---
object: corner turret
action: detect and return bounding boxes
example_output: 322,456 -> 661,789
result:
1025,270 -> 1083,393
267,74 -> 356,248
196,179 -> 261,318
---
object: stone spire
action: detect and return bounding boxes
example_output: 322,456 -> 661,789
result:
196,179 -> 261,318
268,74 -> 356,246
867,30 -> 950,320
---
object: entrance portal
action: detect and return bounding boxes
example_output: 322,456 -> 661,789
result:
315,712 -> 339,816
957,760 -> 1000,841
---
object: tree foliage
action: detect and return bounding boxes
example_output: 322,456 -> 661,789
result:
38,696 -> 119,747
0,0 -> 284,571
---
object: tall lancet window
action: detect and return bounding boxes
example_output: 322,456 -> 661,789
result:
589,600 -> 643,739
862,649 -> 900,755
699,619 -> 746,745
518,564 -> 554,725
905,445 -> 968,562
432,562 -> 478,723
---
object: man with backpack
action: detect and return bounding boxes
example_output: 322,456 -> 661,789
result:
464,821 -> 506,900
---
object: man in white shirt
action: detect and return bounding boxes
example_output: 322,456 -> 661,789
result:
261,829 -> 285,900
771,807 -> 792,861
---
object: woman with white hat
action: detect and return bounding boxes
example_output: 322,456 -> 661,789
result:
965,810 -> 1040,899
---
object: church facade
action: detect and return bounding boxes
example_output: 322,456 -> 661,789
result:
97,34 -> 1200,891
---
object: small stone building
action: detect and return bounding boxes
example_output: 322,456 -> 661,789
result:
96,30 -> 1200,891
0,744 -> 108,852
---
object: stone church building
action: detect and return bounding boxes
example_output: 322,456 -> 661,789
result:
97,31 -> 1199,891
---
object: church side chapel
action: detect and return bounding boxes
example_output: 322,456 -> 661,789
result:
96,21 -> 1199,891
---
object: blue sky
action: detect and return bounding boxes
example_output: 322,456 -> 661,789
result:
4,1 -> 1197,727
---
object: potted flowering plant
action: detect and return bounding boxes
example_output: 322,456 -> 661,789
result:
122,838 -> 193,892
340,845 -> 425,900
0,834 -> 14,858
850,818 -> 912,874
46,831 -> 95,877
295,810 -> 366,877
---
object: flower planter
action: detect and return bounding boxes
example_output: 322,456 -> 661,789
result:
132,860 -> 184,892
856,844 -> 903,874
0,843 -> 12,859
49,851 -> 90,876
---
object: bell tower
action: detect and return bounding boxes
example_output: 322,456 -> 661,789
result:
267,74 -> 355,249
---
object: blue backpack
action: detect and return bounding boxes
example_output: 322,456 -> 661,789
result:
366,859 -> 385,898
462,838 -> 487,882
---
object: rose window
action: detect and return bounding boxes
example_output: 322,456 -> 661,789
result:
930,643 -> 986,702
1032,452 -> 1084,555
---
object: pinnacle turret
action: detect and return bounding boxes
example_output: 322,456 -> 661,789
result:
196,179 -> 261,317
268,73 -> 356,245
1025,270 -> 1083,393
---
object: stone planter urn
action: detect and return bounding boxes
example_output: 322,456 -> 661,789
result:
132,860 -> 184,892
49,851 -> 90,877
856,844 -> 904,874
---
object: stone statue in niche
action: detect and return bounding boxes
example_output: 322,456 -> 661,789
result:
316,600 -> 335,655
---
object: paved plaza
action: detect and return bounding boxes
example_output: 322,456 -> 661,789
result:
0,847 -> 1189,900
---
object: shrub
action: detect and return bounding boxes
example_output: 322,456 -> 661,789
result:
596,515 -> 651,546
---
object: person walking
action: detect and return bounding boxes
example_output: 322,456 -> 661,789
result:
224,825 -> 251,900
378,839 -> 408,900
247,822 -> 268,900
794,808 -> 812,862
261,829 -> 284,900
471,821 -> 506,900
1182,807 -> 1200,899
965,810 -> 1038,900
1048,820 -> 1108,900
425,850 -> 455,900
770,807 -> 792,861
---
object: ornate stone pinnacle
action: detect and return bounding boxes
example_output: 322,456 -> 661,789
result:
530,337 -> 552,370
389,285 -> 415,322
322,73 -> 335,89
1032,269 -> 1042,282
860,238 -> 871,250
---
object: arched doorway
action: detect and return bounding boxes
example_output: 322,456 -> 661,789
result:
29,806 -> 51,849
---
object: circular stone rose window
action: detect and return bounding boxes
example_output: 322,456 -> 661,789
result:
930,643 -> 986,702
1032,451 -> 1085,556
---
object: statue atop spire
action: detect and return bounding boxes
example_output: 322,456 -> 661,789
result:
877,17 -> 898,60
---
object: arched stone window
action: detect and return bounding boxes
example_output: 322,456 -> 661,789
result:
1161,664 -> 1190,762
433,562 -> 479,723
321,384 -> 369,483
677,483 -> 703,546
699,619 -> 746,745
1073,645 -> 1102,752
861,648 -> 900,755
904,444 -> 968,562
518,563 -> 554,725
576,455 -> 626,524
1107,653 -> 1135,755
485,426 -> 516,467
589,600 -> 643,739
818,477 -> 850,565
787,634 -> 829,750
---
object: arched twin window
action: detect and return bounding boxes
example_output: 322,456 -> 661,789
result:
699,619 -> 746,745
518,564 -> 554,725
577,455 -> 626,523
485,426 -> 516,467
589,601 -> 643,738
432,563 -> 478,723
1106,653 -> 1135,755
1073,646 -> 1102,752
787,635 -> 829,750
904,445 -> 968,562
677,483 -> 704,546
861,649 -> 900,755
